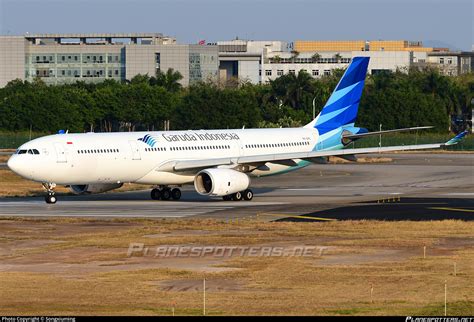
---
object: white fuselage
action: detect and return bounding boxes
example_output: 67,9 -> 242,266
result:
8,128 -> 319,186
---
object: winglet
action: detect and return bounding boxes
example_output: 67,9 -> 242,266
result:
444,130 -> 469,146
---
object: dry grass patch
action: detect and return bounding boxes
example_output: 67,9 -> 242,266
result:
0,218 -> 472,315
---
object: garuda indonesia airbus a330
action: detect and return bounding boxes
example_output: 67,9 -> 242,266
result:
7,57 -> 467,204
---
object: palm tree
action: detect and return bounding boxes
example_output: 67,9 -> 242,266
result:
285,70 -> 314,109
272,55 -> 281,63
290,50 -> 300,63
311,53 -> 321,63
155,68 -> 183,92
333,53 -> 342,63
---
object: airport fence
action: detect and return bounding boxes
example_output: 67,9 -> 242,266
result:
0,132 -> 51,149
0,131 -> 472,151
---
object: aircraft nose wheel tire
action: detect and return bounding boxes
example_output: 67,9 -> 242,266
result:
243,189 -> 253,201
151,188 -> 161,200
171,188 -> 182,200
45,195 -> 57,204
232,191 -> 243,201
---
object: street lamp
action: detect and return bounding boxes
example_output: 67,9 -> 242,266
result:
312,96 -> 317,119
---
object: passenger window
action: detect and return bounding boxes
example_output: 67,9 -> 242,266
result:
28,150 -> 34,154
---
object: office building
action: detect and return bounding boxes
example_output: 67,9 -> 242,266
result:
0,33 -> 219,87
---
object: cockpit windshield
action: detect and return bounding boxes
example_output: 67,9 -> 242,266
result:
16,149 -> 40,155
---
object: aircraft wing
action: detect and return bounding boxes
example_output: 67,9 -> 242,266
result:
166,131 -> 468,172
343,126 -> 433,140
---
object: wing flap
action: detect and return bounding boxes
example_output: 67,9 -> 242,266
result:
168,143 -> 442,172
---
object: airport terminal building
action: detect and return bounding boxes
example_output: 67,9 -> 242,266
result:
0,33 -> 472,87
217,39 -> 474,84
0,33 -> 219,87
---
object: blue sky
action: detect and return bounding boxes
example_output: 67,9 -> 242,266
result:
0,0 -> 472,50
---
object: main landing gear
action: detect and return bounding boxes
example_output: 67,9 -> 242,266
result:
151,187 -> 182,201
223,189 -> 253,201
43,183 -> 57,204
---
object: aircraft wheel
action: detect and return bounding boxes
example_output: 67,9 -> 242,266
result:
232,191 -> 243,201
243,189 -> 253,201
45,195 -> 57,204
161,188 -> 171,200
171,188 -> 182,200
151,188 -> 161,200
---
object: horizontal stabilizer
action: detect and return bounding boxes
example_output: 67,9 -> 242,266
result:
343,126 -> 433,140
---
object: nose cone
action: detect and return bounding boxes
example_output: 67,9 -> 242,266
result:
7,156 -> 18,173
7,156 -> 28,178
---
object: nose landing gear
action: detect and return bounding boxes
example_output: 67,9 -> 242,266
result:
42,183 -> 57,204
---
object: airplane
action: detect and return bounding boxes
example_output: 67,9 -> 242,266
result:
7,57 -> 468,204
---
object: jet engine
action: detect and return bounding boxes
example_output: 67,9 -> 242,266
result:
194,168 -> 250,196
69,183 -> 123,194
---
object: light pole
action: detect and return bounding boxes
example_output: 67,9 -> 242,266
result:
379,124 -> 382,148
312,96 -> 317,119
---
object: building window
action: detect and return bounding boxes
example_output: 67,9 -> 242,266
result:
277,70 -> 283,76
265,70 -> 272,76
324,70 -> 331,76
289,70 -> 295,74
447,58 -> 452,64
312,70 -> 319,76
439,58 -> 444,64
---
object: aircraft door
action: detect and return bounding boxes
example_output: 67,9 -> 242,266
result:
54,143 -> 67,163
129,140 -> 141,160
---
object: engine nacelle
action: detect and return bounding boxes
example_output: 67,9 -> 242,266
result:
69,183 -> 123,194
194,168 -> 250,196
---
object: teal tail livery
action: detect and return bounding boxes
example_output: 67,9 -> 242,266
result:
305,56 -> 369,136
306,57 -> 435,150
6,56 -> 469,204
445,130 -> 468,145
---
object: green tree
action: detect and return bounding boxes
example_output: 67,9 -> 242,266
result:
154,68 -> 183,92
311,53 -> 321,63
